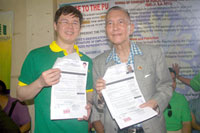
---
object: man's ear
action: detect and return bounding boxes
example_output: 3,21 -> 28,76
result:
129,23 -> 134,35
54,22 -> 57,31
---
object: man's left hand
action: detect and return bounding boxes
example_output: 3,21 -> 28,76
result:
78,103 -> 91,121
139,99 -> 158,110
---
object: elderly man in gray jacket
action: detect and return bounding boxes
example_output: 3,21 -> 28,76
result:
91,6 -> 172,133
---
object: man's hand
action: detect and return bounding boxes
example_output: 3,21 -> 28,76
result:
38,68 -> 61,88
96,78 -> 106,97
78,104 -> 91,121
17,68 -> 61,101
139,99 -> 158,110
172,63 -> 180,78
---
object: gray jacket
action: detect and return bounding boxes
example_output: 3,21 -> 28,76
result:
91,44 -> 173,133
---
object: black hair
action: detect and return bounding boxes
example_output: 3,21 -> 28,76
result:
0,80 -> 9,95
54,5 -> 83,26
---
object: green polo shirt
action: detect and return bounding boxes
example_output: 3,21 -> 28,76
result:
164,92 -> 191,131
18,41 -> 93,133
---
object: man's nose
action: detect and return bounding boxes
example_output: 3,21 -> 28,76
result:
113,23 -> 119,30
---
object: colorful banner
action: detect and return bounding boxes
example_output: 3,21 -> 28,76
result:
110,0 -> 200,100
61,0 -> 200,100
0,11 -> 13,89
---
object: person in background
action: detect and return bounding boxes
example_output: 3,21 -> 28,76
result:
0,106 -> 20,133
0,80 -> 31,132
91,6 -> 172,133
172,63 -> 200,91
172,64 -> 200,132
164,68 -> 192,133
16,5 -> 93,133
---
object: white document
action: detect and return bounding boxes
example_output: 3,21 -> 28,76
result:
50,53 -> 88,120
102,63 -> 157,129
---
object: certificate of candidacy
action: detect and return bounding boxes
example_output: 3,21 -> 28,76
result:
50,56 -> 88,120
102,63 -> 157,129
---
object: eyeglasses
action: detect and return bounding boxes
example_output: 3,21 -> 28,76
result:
58,20 -> 80,29
167,104 -> 172,117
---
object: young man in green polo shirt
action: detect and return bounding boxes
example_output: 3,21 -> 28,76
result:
17,5 -> 93,133
164,68 -> 192,133
172,64 -> 200,131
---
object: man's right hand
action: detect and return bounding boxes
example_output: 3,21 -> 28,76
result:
96,78 -> 106,97
38,68 -> 61,88
172,63 -> 180,78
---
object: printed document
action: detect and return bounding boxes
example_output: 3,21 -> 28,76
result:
50,53 -> 88,120
102,63 -> 157,129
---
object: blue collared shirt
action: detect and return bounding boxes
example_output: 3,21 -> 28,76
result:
106,41 -> 143,68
